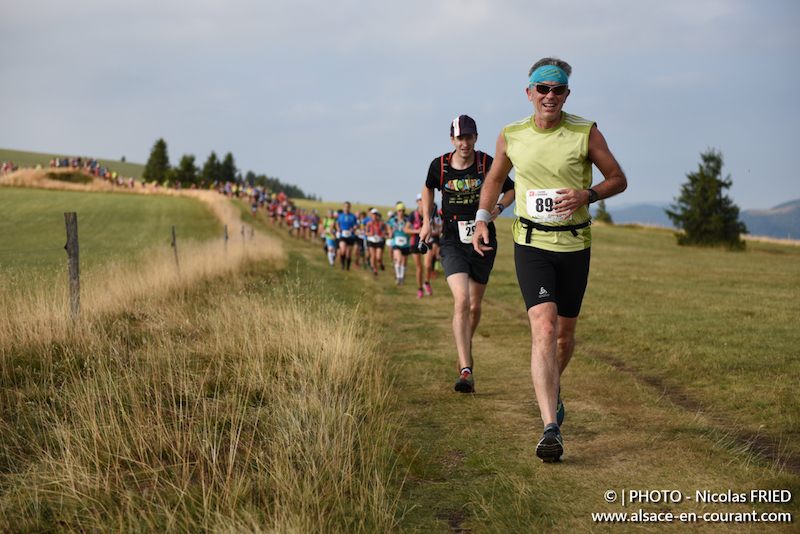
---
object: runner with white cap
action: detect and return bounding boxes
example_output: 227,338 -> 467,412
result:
418,115 -> 515,392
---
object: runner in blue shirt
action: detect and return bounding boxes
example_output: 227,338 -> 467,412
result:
335,201 -> 358,270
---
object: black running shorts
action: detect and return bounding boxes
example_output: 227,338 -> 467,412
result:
440,238 -> 497,285
514,244 -> 591,318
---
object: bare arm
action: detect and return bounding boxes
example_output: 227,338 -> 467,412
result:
472,132 -> 514,254
493,187 -> 516,222
418,186 -> 436,243
554,125 -> 627,218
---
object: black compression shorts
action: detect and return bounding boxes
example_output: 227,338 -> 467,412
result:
514,244 -> 591,318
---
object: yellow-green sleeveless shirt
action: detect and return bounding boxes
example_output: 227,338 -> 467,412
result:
504,112 -> 594,252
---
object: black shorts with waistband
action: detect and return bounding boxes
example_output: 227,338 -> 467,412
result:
514,244 -> 591,318
440,236 -> 497,285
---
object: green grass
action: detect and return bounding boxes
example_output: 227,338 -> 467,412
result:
1,148 -> 145,179
250,203 -> 800,532
0,187 -> 222,272
581,225 -> 800,443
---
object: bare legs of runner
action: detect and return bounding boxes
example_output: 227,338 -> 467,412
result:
446,272 -> 487,371
527,302 -> 577,425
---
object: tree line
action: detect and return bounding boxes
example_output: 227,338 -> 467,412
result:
144,139 -> 747,249
142,138 -> 314,200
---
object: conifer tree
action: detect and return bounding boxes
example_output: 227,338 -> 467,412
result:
594,199 -> 613,224
142,138 -> 170,184
220,152 -> 237,183
201,151 -> 221,185
174,154 -> 199,186
665,149 -> 747,249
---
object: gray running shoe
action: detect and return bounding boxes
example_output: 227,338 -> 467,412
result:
536,423 -> 563,462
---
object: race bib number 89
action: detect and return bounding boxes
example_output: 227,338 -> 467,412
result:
526,189 -> 572,223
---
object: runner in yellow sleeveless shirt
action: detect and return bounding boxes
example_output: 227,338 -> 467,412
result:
472,57 -> 627,462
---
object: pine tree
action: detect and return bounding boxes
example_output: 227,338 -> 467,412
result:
201,152 -> 221,185
142,139 -> 170,184
594,199 -> 613,224
220,152 -> 237,183
174,154 -> 199,186
665,149 -> 747,249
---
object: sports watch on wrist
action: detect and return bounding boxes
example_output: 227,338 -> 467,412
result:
588,189 -> 599,204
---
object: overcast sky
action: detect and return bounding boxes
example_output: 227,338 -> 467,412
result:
2,0 -> 798,210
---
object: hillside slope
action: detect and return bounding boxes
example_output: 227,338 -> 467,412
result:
593,200 -> 800,240
1,148 -> 145,180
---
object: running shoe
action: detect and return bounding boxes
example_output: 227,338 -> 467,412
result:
556,386 -> 565,427
424,281 -> 432,296
417,288 -> 423,299
536,423 -> 563,462
379,263 -> 385,271
454,370 -> 474,393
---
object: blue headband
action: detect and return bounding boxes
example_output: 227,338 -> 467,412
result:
529,65 -> 568,86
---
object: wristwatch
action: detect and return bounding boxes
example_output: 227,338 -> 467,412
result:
588,189 -> 599,204
496,203 -> 504,213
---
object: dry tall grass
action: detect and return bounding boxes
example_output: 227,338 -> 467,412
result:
1,168 -> 175,195
0,189 -> 399,531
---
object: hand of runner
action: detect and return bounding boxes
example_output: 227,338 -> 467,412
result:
555,188 -> 590,219
490,204 -> 501,222
418,220 -> 431,244
471,221 -> 493,257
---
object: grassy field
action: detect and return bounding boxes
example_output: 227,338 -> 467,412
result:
1,148 -> 145,179
1,189 -> 798,532
0,186 -> 222,272
266,205 -> 799,532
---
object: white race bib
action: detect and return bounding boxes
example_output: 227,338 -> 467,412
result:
341,229 -> 352,238
367,235 -> 383,243
394,235 -> 408,247
457,220 -> 476,244
526,189 -> 573,223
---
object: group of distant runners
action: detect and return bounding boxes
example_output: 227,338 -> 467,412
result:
308,198 -> 441,297
271,58 -> 628,464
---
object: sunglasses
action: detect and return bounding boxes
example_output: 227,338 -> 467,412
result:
530,83 -> 568,95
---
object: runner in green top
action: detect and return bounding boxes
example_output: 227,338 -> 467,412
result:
472,57 -> 627,462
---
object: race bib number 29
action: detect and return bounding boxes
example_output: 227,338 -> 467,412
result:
457,220 -> 476,244
526,189 -> 572,223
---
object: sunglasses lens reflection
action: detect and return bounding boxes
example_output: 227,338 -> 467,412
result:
534,84 -> 567,95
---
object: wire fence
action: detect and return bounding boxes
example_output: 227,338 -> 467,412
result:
1,214 -> 253,319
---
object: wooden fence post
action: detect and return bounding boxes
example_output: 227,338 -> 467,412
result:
63,212 -> 80,319
171,225 -> 181,278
